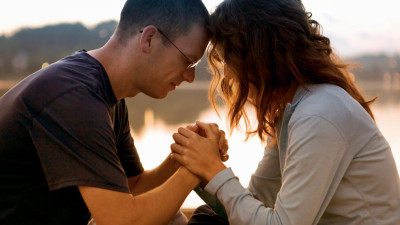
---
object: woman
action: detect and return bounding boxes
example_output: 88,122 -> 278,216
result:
170,0 -> 400,224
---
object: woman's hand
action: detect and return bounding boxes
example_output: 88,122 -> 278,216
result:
185,122 -> 229,162
170,121 -> 227,182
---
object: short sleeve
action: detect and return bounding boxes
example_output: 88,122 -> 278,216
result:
113,100 -> 144,177
29,88 -> 130,193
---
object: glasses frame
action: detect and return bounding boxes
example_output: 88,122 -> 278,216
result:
139,28 -> 199,69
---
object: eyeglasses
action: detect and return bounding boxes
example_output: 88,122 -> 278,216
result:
157,28 -> 200,69
140,28 -> 200,69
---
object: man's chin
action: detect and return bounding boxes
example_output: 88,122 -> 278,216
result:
147,91 -> 170,99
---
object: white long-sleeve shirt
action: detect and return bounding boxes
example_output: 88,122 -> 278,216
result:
197,84 -> 400,225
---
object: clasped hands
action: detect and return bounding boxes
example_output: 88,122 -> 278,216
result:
170,121 -> 229,184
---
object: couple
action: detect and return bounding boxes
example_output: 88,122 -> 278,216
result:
1,0 -> 399,225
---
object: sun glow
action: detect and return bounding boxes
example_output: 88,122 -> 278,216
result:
132,107 -> 264,208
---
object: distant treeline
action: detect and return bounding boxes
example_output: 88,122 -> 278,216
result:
1,20 -> 399,82
0,20 -> 211,81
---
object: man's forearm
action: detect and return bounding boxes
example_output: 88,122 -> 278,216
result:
129,155 -> 180,195
131,167 -> 199,224
80,167 -> 199,225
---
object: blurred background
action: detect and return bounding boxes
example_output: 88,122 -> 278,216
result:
1,0 -> 399,208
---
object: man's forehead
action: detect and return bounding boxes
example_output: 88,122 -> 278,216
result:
179,25 -> 209,57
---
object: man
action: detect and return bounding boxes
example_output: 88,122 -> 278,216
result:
0,0 -> 226,224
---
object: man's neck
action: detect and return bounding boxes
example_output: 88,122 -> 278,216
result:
87,39 -> 140,100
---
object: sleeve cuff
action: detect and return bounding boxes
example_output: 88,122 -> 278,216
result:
205,167 -> 238,195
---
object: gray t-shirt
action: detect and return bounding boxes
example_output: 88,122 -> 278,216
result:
199,84 -> 400,225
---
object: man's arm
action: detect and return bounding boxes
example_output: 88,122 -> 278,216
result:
79,167 -> 198,225
127,155 -> 179,195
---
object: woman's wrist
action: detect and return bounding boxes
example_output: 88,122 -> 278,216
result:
204,162 -> 227,183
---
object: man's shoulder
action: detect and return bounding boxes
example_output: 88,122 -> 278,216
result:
20,53 -> 107,106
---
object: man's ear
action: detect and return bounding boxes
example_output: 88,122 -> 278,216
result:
139,25 -> 158,53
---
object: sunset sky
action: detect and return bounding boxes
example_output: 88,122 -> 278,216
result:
1,0 -> 399,57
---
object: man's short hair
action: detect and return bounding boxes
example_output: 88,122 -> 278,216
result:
116,0 -> 209,45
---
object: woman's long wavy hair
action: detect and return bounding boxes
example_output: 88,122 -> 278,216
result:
207,0 -> 375,143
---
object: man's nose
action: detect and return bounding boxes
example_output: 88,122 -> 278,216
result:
183,67 -> 195,83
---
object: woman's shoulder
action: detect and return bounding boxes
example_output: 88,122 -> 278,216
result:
289,84 -> 376,139
295,84 -> 363,118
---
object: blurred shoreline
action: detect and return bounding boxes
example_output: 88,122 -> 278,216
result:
2,79 -> 400,104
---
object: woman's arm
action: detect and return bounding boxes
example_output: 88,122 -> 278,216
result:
171,117 -> 352,225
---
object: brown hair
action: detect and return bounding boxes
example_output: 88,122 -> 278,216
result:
116,0 -> 209,45
207,0 -> 375,143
